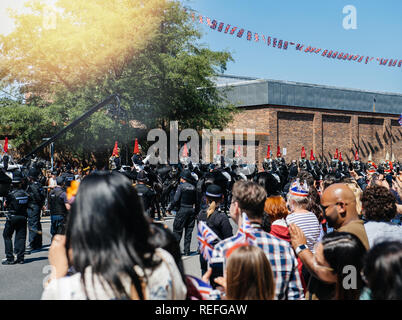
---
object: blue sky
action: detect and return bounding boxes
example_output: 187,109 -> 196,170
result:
181,0 -> 402,95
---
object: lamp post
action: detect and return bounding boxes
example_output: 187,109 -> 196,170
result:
42,138 -> 54,171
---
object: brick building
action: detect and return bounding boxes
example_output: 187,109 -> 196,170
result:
214,75 -> 402,166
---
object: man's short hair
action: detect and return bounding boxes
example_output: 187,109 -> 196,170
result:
361,185 -> 397,222
232,180 -> 267,219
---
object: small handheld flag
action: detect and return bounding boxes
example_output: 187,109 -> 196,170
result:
197,221 -> 221,263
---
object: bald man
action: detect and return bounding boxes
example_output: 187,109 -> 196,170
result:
288,183 -> 369,299
320,183 -> 369,249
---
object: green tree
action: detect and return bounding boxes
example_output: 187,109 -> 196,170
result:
0,0 -> 236,165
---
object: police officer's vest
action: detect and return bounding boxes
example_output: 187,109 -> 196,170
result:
49,188 -> 68,216
180,182 -> 197,208
7,189 -> 29,216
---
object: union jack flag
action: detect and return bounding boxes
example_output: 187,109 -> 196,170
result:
246,31 -> 252,41
224,24 -> 231,33
210,20 -> 217,29
197,221 -> 221,263
229,26 -> 237,35
237,212 -> 257,245
278,39 -> 283,48
217,22 -> 224,32
237,28 -> 245,38
186,275 -> 215,300
283,41 -> 288,49
399,114 -> 402,126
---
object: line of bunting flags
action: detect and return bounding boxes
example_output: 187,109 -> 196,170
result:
186,8 -> 401,69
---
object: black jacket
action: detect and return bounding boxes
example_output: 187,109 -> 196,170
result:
168,181 -> 196,211
135,183 -> 156,211
26,181 -> 44,207
6,188 -> 29,216
197,208 -> 233,242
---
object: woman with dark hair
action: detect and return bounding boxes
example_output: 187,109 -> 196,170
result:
318,232 -> 366,300
361,240 -> 402,300
290,226 -> 367,300
42,171 -> 187,300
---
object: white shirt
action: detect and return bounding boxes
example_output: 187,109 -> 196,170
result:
41,248 -> 187,300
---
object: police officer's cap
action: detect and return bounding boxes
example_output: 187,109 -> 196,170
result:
137,170 -> 147,182
180,169 -> 194,182
205,184 -> 222,199
11,170 -> 23,184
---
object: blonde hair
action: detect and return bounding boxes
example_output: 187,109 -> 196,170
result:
345,182 -> 363,215
207,200 -> 217,218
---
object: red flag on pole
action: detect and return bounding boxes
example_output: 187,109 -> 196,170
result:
3,137 -> 8,153
217,141 -> 221,155
112,141 -> 118,156
339,151 -> 343,162
266,145 -> 271,159
334,148 -> 339,159
277,146 -> 281,158
182,143 -> 188,157
354,150 -> 359,161
301,146 -> 306,159
310,150 -> 315,161
133,138 -> 139,154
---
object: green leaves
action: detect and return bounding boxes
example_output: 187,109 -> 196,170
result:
1,1 -> 236,165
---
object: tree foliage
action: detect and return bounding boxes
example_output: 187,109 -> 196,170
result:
0,0 -> 236,165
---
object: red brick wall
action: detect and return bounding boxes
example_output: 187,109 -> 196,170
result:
226,104 -> 401,166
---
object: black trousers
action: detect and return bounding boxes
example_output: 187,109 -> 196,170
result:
3,215 -> 27,261
27,205 -> 42,249
173,207 -> 195,254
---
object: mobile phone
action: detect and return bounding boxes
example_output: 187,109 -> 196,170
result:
209,257 -> 225,289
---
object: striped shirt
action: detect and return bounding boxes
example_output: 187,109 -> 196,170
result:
212,223 -> 305,300
286,211 -> 323,253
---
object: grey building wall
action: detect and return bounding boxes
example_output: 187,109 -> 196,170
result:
215,75 -> 402,115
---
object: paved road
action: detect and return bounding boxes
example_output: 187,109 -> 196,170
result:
0,215 -> 236,299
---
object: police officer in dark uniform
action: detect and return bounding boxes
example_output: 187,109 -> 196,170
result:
167,169 -> 197,256
135,171 -> 157,220
2,171 -> 29,264
25,168 -> 45,253
48,176 -> 70,238
197,184 -> 233,274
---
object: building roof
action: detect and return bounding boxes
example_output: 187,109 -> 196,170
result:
213,74 -> 402,115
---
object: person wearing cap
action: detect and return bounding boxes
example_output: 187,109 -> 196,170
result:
2,171 -> 30,264
134,171 -> 158,221
197,184 -> 233,274
167,169 -> 197,256
25,168 -> 45,253
48,176 -> 70,238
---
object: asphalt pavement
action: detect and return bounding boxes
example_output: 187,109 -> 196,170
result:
0,214 -> 236,300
